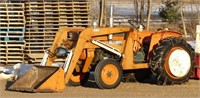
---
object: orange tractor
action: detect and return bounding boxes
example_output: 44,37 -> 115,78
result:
9,21 -> 195,92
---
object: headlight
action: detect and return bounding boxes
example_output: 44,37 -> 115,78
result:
55,47 -> 68,58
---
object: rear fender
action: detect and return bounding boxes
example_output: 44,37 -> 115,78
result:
148,31 -> 182,60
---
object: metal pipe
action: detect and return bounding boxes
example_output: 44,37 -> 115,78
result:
99,0 -> 105,27
110,5 -> 113,27
63,50 -> 73,73
40,52 -> 48,66
109,5 -> 114,40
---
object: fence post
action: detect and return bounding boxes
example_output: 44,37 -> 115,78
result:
195,25 -> 200,54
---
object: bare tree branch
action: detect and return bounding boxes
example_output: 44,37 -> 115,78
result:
147,0 -> 152,30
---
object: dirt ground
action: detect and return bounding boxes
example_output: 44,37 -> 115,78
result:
0,78 -> 200,98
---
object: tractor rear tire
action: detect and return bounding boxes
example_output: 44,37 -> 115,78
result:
149,37 -> 195,85
94,59 -> 123,89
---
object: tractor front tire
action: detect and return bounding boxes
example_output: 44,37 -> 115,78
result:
94,59 -> 123,89
150,37 -> 195,85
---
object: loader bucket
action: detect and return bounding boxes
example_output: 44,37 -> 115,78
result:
8,65 -> 65,93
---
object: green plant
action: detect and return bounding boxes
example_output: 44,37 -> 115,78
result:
159,0 -> 181,23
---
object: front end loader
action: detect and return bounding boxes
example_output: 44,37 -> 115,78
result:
8,21 -> 195,92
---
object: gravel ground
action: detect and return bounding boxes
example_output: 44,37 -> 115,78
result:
0,79 -> 200,98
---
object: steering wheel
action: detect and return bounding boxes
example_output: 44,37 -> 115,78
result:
128,20 -> 139,28
128,20 -> 145,30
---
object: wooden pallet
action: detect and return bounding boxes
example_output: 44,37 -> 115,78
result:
0,32 -> 24,37
0,28 -> 25,33
0,3 -> 24,9
0,3 -> 25,43
0,3 -> 25,24
0,17 -> 25,28
59,1 -> 90,26
0,41 -> 25,66
0,36 -> 24,42
0,27 -> 25,42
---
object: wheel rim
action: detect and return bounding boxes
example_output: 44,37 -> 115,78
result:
101,64 -> 119,85
165,47 -> 191,78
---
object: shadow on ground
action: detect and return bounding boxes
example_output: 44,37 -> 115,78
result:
82,70 -> 158,89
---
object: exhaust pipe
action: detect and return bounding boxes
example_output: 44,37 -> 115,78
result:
109,5 -> 114,28
109,5 -> 114,41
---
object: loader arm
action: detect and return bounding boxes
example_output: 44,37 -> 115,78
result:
46,27 -> 85,66
64,27 -> 131,84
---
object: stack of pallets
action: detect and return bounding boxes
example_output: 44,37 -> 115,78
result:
24,0 -> 59,63
59,1 -> 90,27
0,3 -> 25,66
25,1 -> 48,63
24,0 -> 91,63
